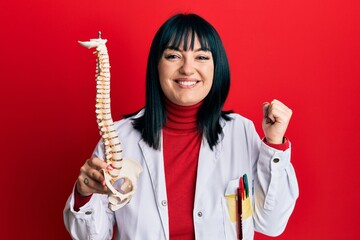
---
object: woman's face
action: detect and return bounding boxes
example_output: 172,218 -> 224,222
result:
158,36 -> 214,106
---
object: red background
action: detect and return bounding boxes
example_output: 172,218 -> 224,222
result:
1,0 -> 360,239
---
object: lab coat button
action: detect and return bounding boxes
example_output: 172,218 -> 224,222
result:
85,211 -> 92,215
273,158 -> 280,163
161,200 -> 167,207
197,211 -> 203,217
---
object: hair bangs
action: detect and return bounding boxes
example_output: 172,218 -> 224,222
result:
161,19 -> 212,54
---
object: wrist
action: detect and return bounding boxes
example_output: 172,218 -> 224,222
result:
264,136 -> 284,144
74,186 -> 93,211
263,137 -> 289,151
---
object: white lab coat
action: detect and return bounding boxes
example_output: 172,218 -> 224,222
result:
64,111 -> 299,240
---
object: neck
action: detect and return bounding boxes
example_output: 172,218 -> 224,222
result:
164,98 -> 202,132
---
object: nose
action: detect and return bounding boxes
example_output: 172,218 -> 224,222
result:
179,58 -> 195,75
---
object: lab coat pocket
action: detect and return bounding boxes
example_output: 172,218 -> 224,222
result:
224,178 -> 254,240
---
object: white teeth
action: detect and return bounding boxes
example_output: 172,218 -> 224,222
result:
178,81 -> 197,86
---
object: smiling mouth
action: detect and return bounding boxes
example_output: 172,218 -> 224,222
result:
175,80 -> 199,87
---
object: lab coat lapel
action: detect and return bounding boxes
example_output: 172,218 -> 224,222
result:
194,138 -> 221,203
194,120 -> 226,204
138,139 -> 169,240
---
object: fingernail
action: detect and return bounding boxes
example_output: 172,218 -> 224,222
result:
106,164 -> 114,171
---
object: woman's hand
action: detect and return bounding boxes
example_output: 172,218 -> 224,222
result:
76,157 -> 108,197
262,99 -> 292,144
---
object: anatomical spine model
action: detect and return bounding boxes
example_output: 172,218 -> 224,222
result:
78,32 -> 143,211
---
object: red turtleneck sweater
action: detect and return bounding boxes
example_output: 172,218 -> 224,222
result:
163,99 -> 202,240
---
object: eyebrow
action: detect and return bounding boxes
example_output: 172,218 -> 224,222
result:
166,46 -> 211,52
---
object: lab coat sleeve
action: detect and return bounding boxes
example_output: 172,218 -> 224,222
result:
63,141 -> 115,240
251,124 -> 299,236
63,188 -> 115,240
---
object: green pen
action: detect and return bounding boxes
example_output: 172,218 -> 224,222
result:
243,174 -> 249,198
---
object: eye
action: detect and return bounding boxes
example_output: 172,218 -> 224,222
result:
164,54 -> 180,60
197,55 -> 210,60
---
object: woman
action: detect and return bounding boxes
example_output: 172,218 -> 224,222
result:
64,13 -> 298,240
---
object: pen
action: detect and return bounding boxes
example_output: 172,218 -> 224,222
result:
243,174 -> 249,198
238,178 -> 243,240
236,187 -> 239,240
240,177 -> 245,201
